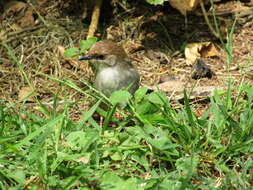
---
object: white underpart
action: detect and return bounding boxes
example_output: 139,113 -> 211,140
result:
99,68 -> 119,81
95,68 -> 120,94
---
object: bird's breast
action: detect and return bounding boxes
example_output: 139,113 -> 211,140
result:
94,66 -> 139,97
97,68 -> 120,81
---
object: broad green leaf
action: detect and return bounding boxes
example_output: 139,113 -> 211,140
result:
134,87 -> 148,102
100,172 -> 140,190
63,47 -> 80,58
66,130 -> 98,151
176,156 -> 199,175
146,0 -> 165,5
7,170 -> 26,184
80,37 -> 98,51
109,90 -> 132,105
147,91 -> 167,105
110,152 -> 122,161
136,101 -> 157,115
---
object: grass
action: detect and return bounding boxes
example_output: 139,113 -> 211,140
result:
1,81 -> 253,189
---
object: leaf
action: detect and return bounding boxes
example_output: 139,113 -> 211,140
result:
18,86 -> 35,102
185,42 -> 218,65
175,156 -> 199,175
63,47 -> 80,58
66,130 -> 98,151
80,37 -> 98,51
134,87 -> 148,102
136,101 -> 157,115
147,91 -> 167,105
168,0 -> 202,16
146,0 -> 165,5
100,172 -> 140,190
109,90 -> 132,105
110,152 -> 122,161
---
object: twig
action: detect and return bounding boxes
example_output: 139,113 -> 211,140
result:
200,1 -> 219,38
87,0 -> 102,39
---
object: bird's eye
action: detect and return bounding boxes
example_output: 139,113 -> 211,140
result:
96,55 -> 105,60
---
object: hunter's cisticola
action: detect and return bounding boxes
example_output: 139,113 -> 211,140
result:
79,40 -> 140,97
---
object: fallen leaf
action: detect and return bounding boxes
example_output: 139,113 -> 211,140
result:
75,157 -> 89,164
18,86 -> 35,102
185,42 -> 218,65
57,45 -> 66,56
199,42 -> 218,57
168,0 -> 205,15
4,1 -> 35,28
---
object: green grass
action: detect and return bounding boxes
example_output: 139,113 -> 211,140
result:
1,84 -> 253,190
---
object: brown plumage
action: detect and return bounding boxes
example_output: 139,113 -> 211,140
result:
88,40 -> 127,58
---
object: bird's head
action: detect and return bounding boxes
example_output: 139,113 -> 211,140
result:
78,40 -> 128,67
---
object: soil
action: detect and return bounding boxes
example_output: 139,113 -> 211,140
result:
0,0 -> 253,120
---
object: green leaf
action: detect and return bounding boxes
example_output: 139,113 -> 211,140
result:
175,156 -> 199,176
134,87 -> 148,102
80,37 -> 98,51
100,172 -> 140,190
145,0 -> 165,5
110,152 -> 122,161
63,47 -> 80,58
136,101 -> 157,115
7,170 -> 26,184
147,91 -> 167,105
66,130 -> 98,151
109,90 -> 132,105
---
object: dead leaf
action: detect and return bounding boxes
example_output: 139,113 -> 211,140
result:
4,1 -> 27,15
18,86 -> 35,102
4,1 -> 35,28
199,42 -> 218,57
75,157 -> 89,164
185,42 -> 218,65
57,45 -> 65,56
185,43 -> 201,65
168,0 -> 206,16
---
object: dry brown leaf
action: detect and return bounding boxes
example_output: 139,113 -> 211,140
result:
168,0 -> 204,15
185,43 -> 200,65
57,45 -> 65,56
199,42 -> 218,57
18,86 -> 35,102
185,42 -> 218,65
4,1 -> 35,28
4,1 -> 27,15
75,157 -> 89,164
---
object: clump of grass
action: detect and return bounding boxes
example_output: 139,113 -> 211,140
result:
1,81 -> 253,189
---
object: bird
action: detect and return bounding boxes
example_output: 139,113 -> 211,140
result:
78,40 -> 140,98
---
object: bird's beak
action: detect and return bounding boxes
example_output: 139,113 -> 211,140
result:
78,55 -> 95,61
